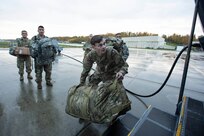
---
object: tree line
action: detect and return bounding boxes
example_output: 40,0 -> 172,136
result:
53,32 -> 199,46
162,34 -> 197,45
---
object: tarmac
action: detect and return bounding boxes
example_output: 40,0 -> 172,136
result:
0,48 -> 204,136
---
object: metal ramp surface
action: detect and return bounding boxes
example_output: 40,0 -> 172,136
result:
76,113 -> 139,136
77,97 -> 204,136
175,97 -> 204,136
104,113 -> 139,136
128,106 -> 177,136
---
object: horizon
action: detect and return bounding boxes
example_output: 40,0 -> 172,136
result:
0,32 -> 201,40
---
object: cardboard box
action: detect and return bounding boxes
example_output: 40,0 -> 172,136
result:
15,47 -> 30,55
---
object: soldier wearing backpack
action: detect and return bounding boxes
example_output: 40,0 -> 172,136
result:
115,33 -> 129,61
105,33 -> 129,62
82,34 -> 93,61
31,26 -> 56,89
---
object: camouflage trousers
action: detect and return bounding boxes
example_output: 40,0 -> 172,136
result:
35,63 -> 52,83
17,56 -> 32,75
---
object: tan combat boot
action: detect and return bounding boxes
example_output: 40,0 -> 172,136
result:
46,81 -> 53,86
20,74 -> 24,81
27,73 -> 33,80
37,82 -> 42,89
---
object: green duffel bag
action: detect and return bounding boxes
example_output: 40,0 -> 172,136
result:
65,85 -> 97,120
65,79 -> 131,124
90,79 -> 131,123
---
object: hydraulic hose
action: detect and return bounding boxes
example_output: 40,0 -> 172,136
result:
61,53 -> 83,65
61,53 -> 96,71
126,46 -> 188,97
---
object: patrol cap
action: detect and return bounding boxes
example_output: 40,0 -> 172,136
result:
115,33 -> 122,38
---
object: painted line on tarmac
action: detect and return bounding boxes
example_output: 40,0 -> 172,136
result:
130,77 -> 204,95
181,59 -> 204,76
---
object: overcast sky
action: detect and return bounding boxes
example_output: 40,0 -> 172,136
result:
0,0 -> 203,39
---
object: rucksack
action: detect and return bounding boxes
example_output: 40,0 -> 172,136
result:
106,37 -> 123,53
31,38 -> 58,65
9,46 -> 17,56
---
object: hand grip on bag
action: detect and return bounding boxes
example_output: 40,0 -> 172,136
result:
116,71 -> 124,80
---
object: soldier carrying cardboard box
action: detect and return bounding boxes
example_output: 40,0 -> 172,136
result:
16,30 -> 33,81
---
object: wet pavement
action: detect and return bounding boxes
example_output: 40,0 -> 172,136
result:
0,48 -> 204,136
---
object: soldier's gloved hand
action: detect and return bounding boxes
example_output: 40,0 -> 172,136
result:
116,72 -> 124,80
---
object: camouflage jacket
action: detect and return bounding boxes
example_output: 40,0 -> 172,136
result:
121,43 -> 129,61
83,40 -> 92,51
15,37 -> 31,57
31,34 -> 48,43
80,46 -> 129,84
16,37 -> 31,47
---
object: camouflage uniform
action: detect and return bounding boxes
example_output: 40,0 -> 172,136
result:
16,37 -> 32,80
80,46 -> 131,121
106,37 -> 129,61
31,35 -> 53,86
83,40 -> 92,61
80,46 -> 128,85
121,43 -> 129,61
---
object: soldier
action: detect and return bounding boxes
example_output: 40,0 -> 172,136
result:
16,30 -> 33,81
82,34 -> 93,61
31,26 -> 54,89
115,33 -> 129,61
80,35 -> 128,86
79,35 -> 131,120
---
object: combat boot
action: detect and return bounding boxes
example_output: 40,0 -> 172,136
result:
20,74 -> 24,81
27,73 -> 33,79
46,81 -> 53,86
37,82 -> 42,89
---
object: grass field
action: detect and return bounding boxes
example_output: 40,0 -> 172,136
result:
0,41 -> 11,48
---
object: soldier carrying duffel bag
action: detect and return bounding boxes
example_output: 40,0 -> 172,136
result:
65,35 -> 131,124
